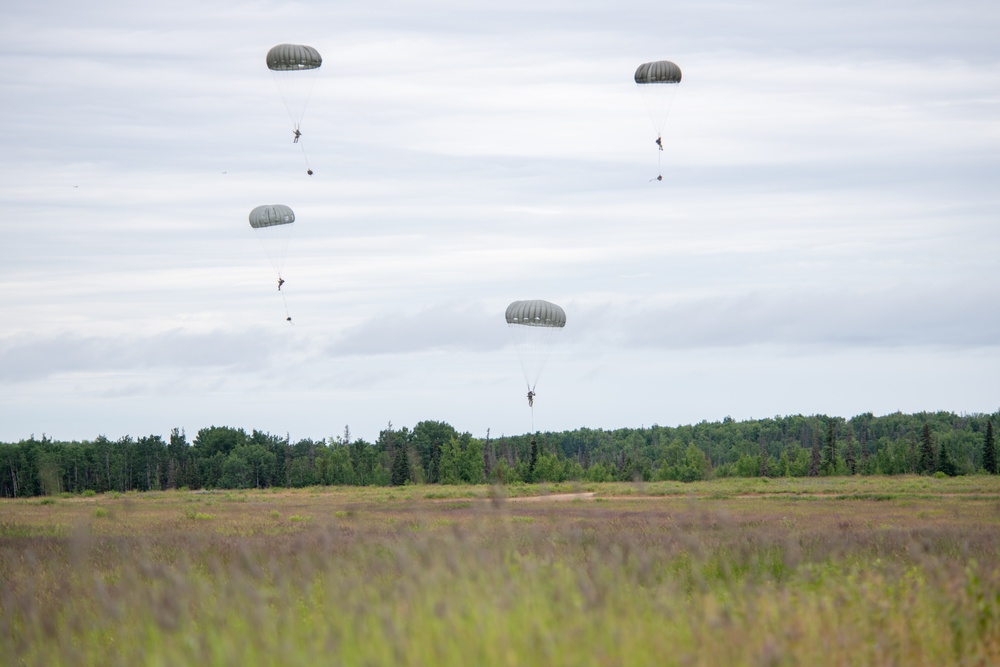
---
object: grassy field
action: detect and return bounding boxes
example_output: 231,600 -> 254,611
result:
2,476 -> 1000,666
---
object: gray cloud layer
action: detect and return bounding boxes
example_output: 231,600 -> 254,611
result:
0,330 -> 282,383
616,287 -> 1000,350
1,0 -> 997,441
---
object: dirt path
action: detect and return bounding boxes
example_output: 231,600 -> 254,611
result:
505,491 -> 1000,503
506,492 -> 596,502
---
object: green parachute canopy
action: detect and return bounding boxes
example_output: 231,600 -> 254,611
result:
634,60 -> 682,85
505,300 -> 567,328
634,59 -> 683,155
266,44 -> 322,71
248,205 -> 295,280
248,204 -> 295,229
506,299 -> 566,394
266,44 -> 322,131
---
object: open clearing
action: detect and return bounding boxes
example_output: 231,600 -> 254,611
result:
3,476 -> 1000,666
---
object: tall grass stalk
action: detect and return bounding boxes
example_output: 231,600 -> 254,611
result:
2,480 -> 999,666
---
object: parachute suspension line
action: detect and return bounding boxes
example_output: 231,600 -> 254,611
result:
273,267 -> 292,324
635,60 -> 681,183
249,204 -> 297,323
529,380 -> 536,431
270,69 -> 319,134
267,44 -> 321,177
506,299 -> 566,434
252,221 -> 295,281
280,290 -> 293,324
508,322 -> 561,393
273,269 -> 293,323
299,139 -> 313,175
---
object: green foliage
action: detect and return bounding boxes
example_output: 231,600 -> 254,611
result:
321,445 -> 356,485
844,428 -> 858,474
411,421 -> 457,484
656,441 -> 708,482
809,428 -> 821,477
984,421 -> 997,475
585,462 -> 614,482
2,411 -> 998,496
938,443 -> 958,477
919,423 -> 937,474
438,435 -> 487,485
193,426 -> 246,459
391,445 -> 411,486
530,450 -> 563,483
528,438 -> 539,483
822,419 -> 839,476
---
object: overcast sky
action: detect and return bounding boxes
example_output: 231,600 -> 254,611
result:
1,0 -> 998,444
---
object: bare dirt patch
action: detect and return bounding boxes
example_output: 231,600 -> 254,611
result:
506,492 -> 596,502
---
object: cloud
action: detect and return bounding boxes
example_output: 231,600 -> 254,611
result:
612,285 -> 1000,350
0,329 -> 285,383
325,302 -> 506,356
1,0 -> 997,444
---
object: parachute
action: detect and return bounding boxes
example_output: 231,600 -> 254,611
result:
249,204 -> 295,320
267,44 -> 322,128
505,299 -> 566,407
634,60 -> 682,179
266,44 -> 322,174
248,203 -> 295,276
249,203 -> 295,229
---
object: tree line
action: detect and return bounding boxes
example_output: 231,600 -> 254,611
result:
1,411 -> 997,497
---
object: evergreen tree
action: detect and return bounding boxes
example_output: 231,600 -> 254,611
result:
166,427 -> 189,489
938,443 -> 957,477
758,436 -> 769,477
390,445 -> 411,486
844,428 -> 857,475
918,423 -> 936,474
284,435 -> 292,487
809,427 -> 821,477
984,420 -> 998,474
528,438 -> 539,483
860,428 -> 870,473
822,420 -> 837,475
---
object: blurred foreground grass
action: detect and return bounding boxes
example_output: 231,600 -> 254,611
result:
2,477 -> 1000,666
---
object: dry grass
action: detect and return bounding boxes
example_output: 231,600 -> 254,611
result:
2,477 -> 1000,666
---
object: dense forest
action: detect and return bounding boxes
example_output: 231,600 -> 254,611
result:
2,411 -> 998,497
